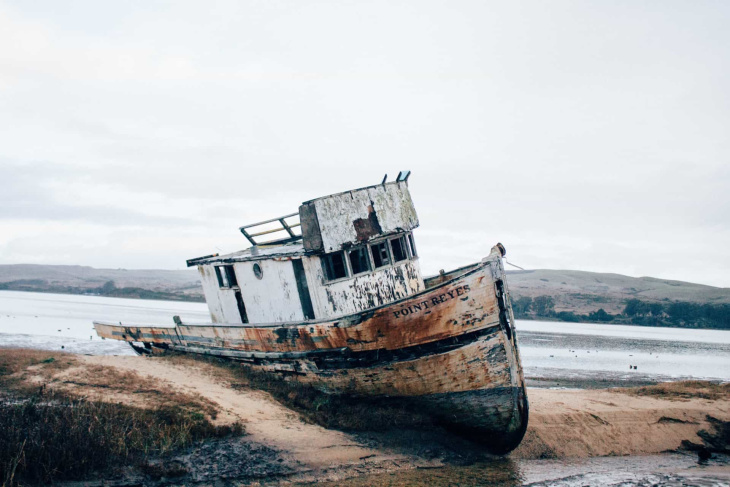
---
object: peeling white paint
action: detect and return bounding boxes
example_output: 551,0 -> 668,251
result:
235,260 -> 305,323
302,256 -> 424,319
196,181 -> 425,324
312,182 -> 419,252
198,265 -> 240,323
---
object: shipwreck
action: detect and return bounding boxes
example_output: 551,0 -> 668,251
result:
94,172 -> 529,453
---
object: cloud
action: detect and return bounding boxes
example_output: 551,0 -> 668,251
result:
1,0 -> 729,286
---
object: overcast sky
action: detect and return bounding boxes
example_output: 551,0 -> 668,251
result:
1,0 -> 728,287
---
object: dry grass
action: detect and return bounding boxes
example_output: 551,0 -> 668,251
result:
621,380 -> 730,402
0,391 -> 242,486
0,348 -> 76,391
0,348 -> 244,486
59,364 -> 221,419
0,349 -> 221,421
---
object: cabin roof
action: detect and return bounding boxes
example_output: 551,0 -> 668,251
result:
302,180 -> 399,204
187,241 -> 306,267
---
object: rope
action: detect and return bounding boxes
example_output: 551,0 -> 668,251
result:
505,260 -> 525,270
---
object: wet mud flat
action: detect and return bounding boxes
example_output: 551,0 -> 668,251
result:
2,349 -> 729,486
60,434 -> 730,486
297,453 -> 730,487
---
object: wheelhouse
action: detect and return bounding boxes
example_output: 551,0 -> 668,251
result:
187,175 -> 424,324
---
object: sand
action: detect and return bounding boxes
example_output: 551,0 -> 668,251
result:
83,356 -> 728,455
513,388 -> 729,459
77,355 -> 428,481
26,354 -> 729,483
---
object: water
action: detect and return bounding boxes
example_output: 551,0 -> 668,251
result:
319,453 -> 730,486
0,290 -> 209,355
1,291 -> 728,384
517,320 -> 730,384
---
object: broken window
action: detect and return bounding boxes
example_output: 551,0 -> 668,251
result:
215,265 -> 238,288
322,251 -> 348,281
390,235 -> 408,262
225,266 -> 238,286
215,266 -> 228,287
348,247 -> 371,275
407,233 -> 417,258
370,241 -> 390,268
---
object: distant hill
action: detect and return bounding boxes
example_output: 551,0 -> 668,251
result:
0,264 -> 203,301
1,264 -> 728,328
506,269 -> 730,315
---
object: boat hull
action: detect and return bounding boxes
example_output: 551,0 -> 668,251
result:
94,248 -> 528,453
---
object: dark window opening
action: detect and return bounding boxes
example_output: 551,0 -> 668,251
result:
234,290 -> 249,323
293,259 -> 315,320
407,233 -> 417,257
224,266 -> 238,287
390,236 -> 408,262
370,241 -> 390,268
215,266 -> 228,288
322,252 -> 348,281
348,247 -> 371,275
215,265 -> 238,288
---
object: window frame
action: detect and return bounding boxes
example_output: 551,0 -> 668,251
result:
406,233 -> 417,258
215,265 -> 238,289
321,251 -> 349,282
389,235 -> 408,263
369,240 -> 392,269
347,246 -> 371,276
321,232 -> 417,284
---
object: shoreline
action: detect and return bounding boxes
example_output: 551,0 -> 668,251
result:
1,288 -> 728,330
1,348 -> 728,485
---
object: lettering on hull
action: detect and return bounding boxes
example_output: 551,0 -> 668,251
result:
393,284 -> 471,318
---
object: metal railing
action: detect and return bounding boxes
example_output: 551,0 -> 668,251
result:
239,212 -> 302,246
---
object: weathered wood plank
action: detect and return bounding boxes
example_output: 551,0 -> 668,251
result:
93,247 -> 528,453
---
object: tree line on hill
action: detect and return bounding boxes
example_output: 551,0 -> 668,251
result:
0,279 -> 205,303
512,296 -> 730,330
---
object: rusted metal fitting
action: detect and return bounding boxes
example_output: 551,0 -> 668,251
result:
496,243 -> 506,257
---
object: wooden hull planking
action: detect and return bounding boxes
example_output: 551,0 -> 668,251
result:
94,249 -> 528,453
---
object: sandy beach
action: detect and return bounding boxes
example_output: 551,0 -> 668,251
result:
3,349 -> 726,485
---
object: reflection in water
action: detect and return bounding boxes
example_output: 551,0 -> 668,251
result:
309,457 -> 523,486
306,454 -> 730,486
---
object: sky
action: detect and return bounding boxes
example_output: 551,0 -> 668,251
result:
1,0 -> 728,287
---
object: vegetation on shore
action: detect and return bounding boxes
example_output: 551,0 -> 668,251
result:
622,381 -> 730,402
0,279 -> 204,302
0,349 -> 242,486
513,295 -> 730,330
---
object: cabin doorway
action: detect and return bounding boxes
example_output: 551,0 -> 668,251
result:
292,259 -> 315,320
234,290 -> 249,323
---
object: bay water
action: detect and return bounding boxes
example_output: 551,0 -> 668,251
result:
1,290 -> 728,383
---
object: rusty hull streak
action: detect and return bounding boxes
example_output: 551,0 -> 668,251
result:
96,262 -> 500,355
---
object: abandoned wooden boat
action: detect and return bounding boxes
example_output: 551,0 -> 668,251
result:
94,172 -> 528,453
